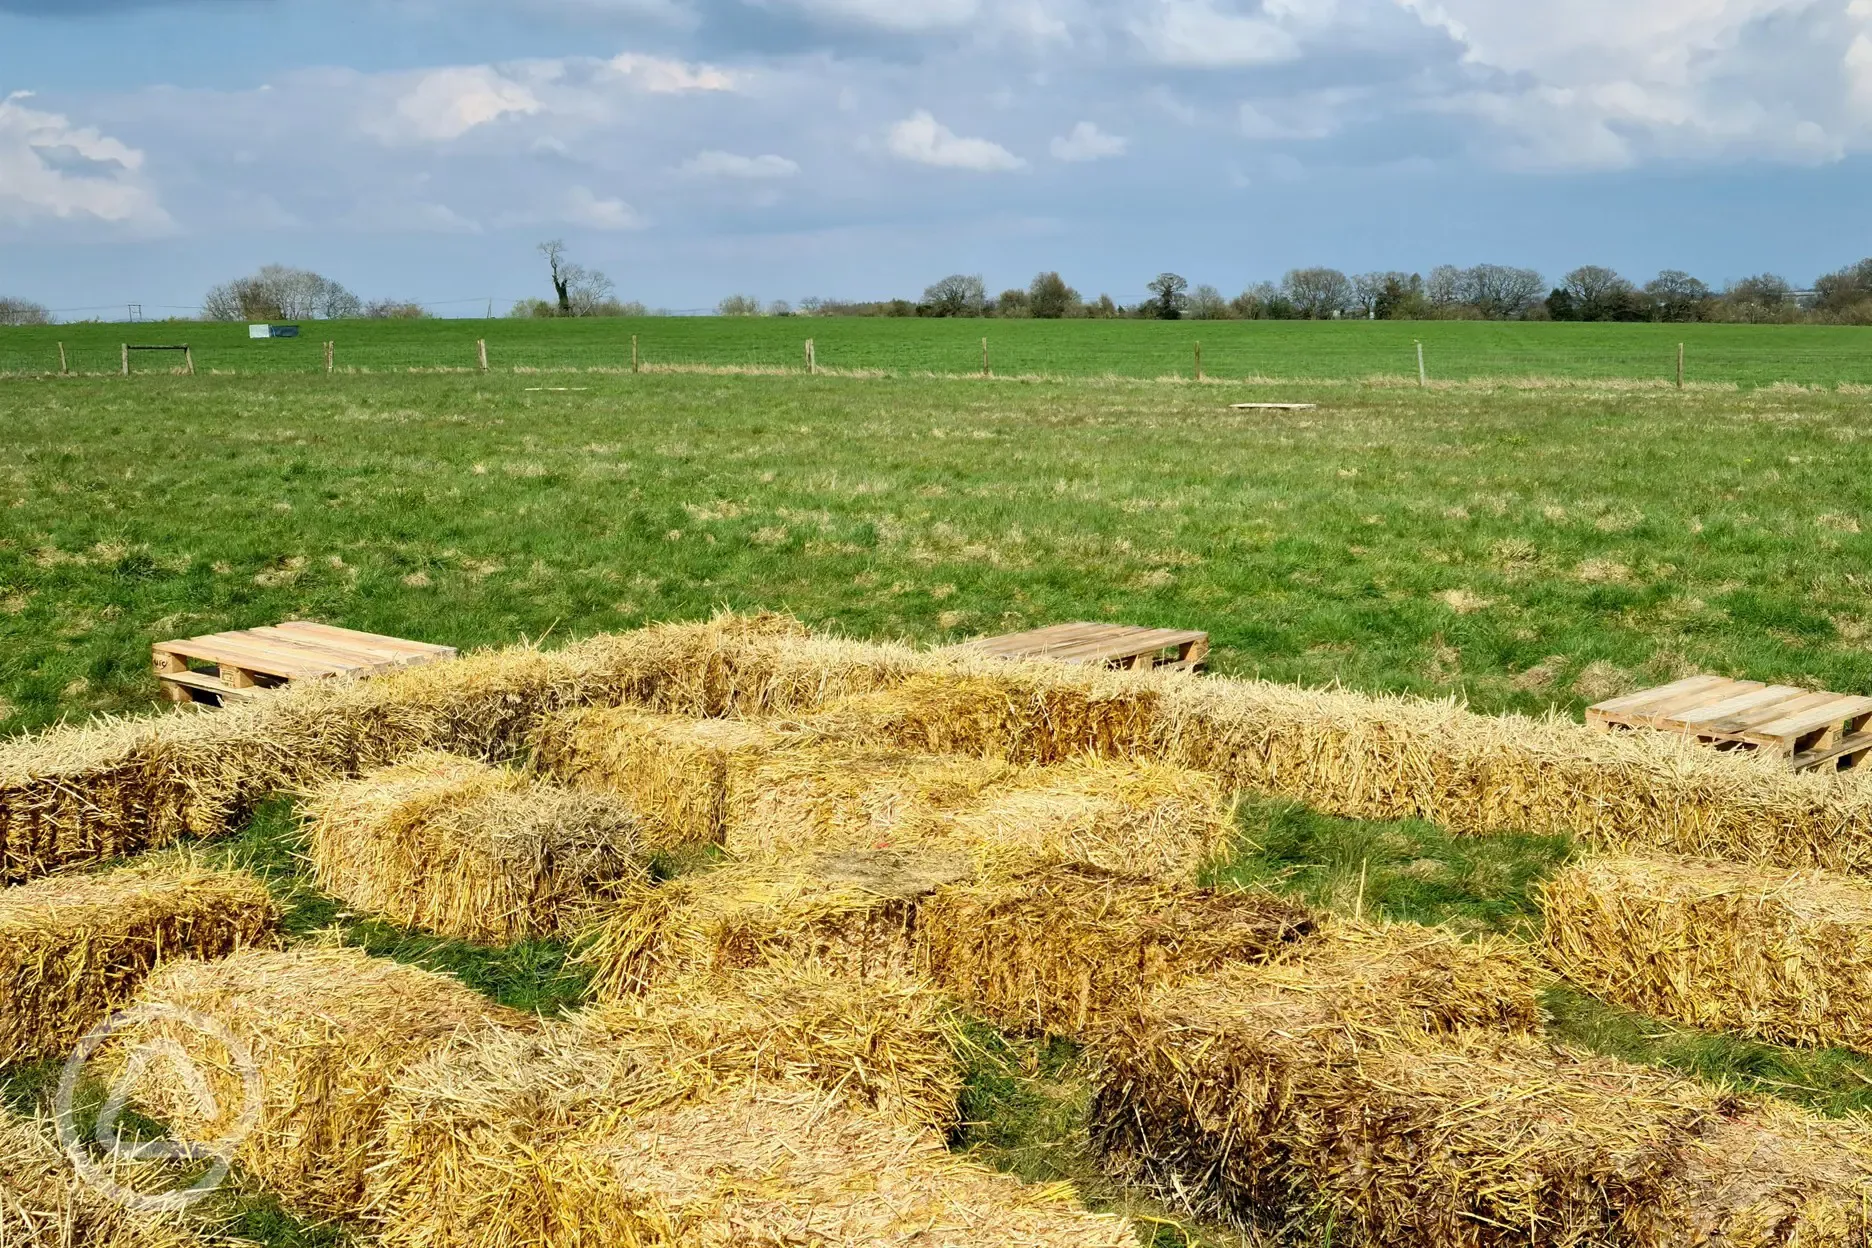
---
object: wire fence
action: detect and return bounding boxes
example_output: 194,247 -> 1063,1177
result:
3,320 -> 1870,387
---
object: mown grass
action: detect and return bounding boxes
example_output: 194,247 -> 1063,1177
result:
4,318 -> 1872,386
6,372 -> 1872,736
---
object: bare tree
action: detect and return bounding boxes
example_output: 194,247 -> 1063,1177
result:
1186,284 -> 1230,320
201,266 -> 359,321
0,297 -> 52,326
923,274 -> 987,317
717,294 -> 762,316
536,240 -> 619,317
1462,265 -> 1544,319
1562,265 -> 1636,321
363,299 -> 432,319
540,240 -> 574,315
1644,270 -> 1712,323
1147,272 -> 1189,320
1425,265 -> 1464,309
1725,273 -> 1794,309
1282,268 -> 1354,319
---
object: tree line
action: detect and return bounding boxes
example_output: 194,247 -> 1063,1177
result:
772,260 -> 1872,323
6,250 -> 1871,328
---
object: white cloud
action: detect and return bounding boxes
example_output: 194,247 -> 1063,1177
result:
1131,0 -> 1302,67
0,92 -> 167,229
887,110 -> 1025,170
382,66 -> 542,142
565,185 -> 647,229
1050,120 -> 1127,161
608,53 -> 737,93
1239,90 -> 1362,141
756,0 -> 981,31
680,150 -> 801,178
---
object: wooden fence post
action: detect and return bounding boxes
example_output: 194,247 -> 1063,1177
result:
631,334 -> 639,374
982,337 -> 990,378
121,344 -> 129,377
1416,341 -> 1427,388
57,343 -> 67,376
477,339 -> 489,373
1677,342 -> 1685,390
1195,341 -> 1203,382
805,339 -> 816,374
325,341 -> 335,375
184,346 -> 195,376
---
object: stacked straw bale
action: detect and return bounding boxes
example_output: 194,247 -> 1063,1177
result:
116,947 -> 530,1217
579,850 -> 1314,1036
371,1080 -> 1135,1248
1092,923 -> 1872,1246
0,860 -> 278,1064
0,1113 -> 203,1248
530,706 -> 784,849
306,752 -> 643,943
0,613 -> 803,885
535,705 -> 1233,878
363,965 -> 1003,1246
1541,853 -> 1872,1050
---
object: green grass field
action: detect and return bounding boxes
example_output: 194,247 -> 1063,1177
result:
7,364 -> 1872,1243
4,315 -> 1872,385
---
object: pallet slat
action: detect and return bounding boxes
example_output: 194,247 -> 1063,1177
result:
958,622 -> 1210,673
154,621 -> 456,708
1591,677 -> 1872,774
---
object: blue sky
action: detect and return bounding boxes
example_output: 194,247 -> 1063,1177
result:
2,0 -> 1871,316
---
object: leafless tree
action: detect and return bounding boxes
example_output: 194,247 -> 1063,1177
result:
923,274 -> 986,317
1425,265 -> 1464,308
1644,271 -> 1712,323
718,294 -> 762,316
0,297 -> 52,326
201,266 -> 359,321
1282,268 -> 1354,319
1461,265 -> 1544,319
1186,284 -> 1230,320
536,240 -> 618,317
1562,265 -> 1635,320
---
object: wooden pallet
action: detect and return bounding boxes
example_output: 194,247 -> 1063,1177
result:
1587,675 -> 1872,773
958,622 -> 1210,672
153,621 -> 458,706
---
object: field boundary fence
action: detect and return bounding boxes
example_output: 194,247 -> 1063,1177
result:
2,323 -> 1870,388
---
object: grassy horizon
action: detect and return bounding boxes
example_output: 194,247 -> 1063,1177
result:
3,316 -> 1872,386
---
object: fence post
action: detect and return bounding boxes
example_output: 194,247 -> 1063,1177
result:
631,334 -> 639,374
57,343 -> 67,376
477,339 -> 489,373
325,341 -> 335,375
121,344 -> 129,377
1195,341 -> 1203,382
1416,340 -> 1427,388
982,337 -> 990,378
184,346 -> 195,376
1677,342 -> 1685,390
805,338 -> 816,375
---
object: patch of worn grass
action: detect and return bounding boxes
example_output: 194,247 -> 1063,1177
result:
1545,984 -> 1872,1120
1211,795 -> 1576,936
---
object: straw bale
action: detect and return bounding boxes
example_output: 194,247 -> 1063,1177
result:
579,850 -> 1315,1036
0,860 -> 279,1064
117,947 -> 530,1216
727,747 -> 1233,881
530,707 -> 786,849
1541,853 -> 1872,1050
1093,922 -> 1872,1247
0,1113 -> 203,1248
370,1081 -> 1134,1248
367,966 -> 970,1244
1091,920 -> 1549,1224
306,752 -> 643,943
0,613 -> 801,885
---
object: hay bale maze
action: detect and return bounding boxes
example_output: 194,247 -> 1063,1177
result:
0,859 -> 278,1064
1542,853 -> 1872,1050
306,751 -> 644,943
16,614 -> 1872,1243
